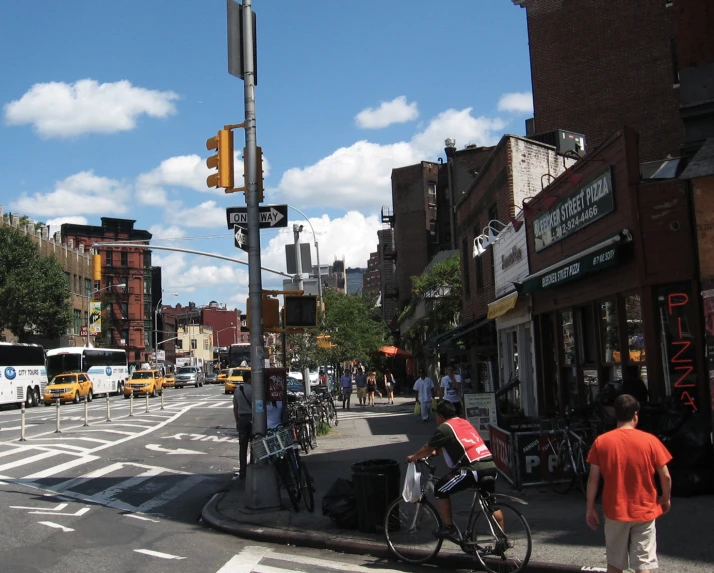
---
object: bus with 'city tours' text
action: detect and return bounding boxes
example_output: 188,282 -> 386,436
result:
45,347 -> 128,397
0,342 -> 47,408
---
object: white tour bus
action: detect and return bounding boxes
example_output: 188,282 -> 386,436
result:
0,342 -> 47,408
46,347 -> 128,397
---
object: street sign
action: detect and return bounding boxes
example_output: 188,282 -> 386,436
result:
226,205 -> 288,229
234,225 -> 249,252
80,326 -> 88,337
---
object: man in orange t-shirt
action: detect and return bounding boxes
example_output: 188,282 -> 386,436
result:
586,394 -> 672,573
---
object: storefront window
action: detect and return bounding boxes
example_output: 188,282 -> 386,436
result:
562,311 -> 575,364
577,306 -> 597,364
600,300 -> 619,363
625,294 -> 647,385
563,366 -> 578,410
656,283 -> 697,411
583,367 -> 598,404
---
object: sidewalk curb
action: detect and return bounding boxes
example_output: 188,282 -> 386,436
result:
201,491 -> 597,573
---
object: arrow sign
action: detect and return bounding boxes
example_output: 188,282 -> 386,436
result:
146,444 -> 206,455
234,225 -> 248,252
226,205 -> 288,229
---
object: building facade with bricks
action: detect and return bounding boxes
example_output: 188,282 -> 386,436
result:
447,135 -> 574,391
362,251 -> 381,297
513,0 -> 684,163
61,218 -> 153,367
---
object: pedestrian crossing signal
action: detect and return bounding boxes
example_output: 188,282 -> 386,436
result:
284,295 -> 318,328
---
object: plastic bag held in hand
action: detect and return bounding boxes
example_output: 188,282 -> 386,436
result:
402,461 -> 422,503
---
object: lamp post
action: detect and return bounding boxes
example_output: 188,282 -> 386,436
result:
287,205 -> 322,304
215,325 -> 237,348
154,292 -> 178,362
85,283 -> 126,347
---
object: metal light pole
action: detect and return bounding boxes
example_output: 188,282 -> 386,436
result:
287,205 -> 322,305
86,283 -> 126,347
240,0 -> 276,510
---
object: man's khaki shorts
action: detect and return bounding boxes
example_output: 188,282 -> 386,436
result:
604,517 -> 658,571
357,387 -> 367,400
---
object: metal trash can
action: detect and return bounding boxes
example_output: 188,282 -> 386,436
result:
351,459 -> 400,533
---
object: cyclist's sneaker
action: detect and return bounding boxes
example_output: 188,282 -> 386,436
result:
434,524 -> 459,539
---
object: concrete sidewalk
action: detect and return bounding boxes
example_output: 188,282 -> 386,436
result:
202,396 -> 714,572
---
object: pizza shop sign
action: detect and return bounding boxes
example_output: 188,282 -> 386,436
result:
533,169 -> 615,252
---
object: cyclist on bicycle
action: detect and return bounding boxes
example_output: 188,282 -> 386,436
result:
406,400 -> 500,540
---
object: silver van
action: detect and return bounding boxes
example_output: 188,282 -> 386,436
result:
175,366 -> 205,388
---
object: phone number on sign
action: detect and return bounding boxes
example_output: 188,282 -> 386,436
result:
557,205 -> 598,236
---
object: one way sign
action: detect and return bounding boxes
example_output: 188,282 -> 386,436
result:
226,205 -> 288,229
234,225 -> 248,252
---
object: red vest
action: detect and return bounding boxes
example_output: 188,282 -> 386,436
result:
444,418 -> 491,463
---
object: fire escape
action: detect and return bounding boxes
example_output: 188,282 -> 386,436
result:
380,206 -> 399,330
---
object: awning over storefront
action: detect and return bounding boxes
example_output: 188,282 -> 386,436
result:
514,232 -> 628,295
426,317 -> 491,351
487,292 -> 519,319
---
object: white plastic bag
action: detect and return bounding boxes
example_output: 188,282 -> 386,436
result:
402,461 -> 422,503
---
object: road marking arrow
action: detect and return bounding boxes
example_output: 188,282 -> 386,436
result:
11,502 -> 91,516
39,521 -> 74,532
134,549 -> 187,560
145,444 -> 206,455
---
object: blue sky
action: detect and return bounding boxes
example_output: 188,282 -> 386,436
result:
0,0 -> 532,310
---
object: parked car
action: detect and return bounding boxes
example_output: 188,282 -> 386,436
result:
175,366 -> 204,388
43,372 -> 94,406
286,375 -> 304,397
205,372 -> 218,384
123,369 -> 164,398
163,372 -> 175,388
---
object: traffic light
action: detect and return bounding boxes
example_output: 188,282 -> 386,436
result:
284,295 -> 318,328
92,254 -> 102,282
206,129 -> 234,189
246,296 -> 280,330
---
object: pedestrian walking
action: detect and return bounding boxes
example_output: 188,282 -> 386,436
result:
384,369 -> 396,405
440,366 -> 463,417
340,369 -> 353,409
355,367 -> 368,406
413,369 -> 435,422
232,370 -> 253,479
586,394 -> 672,573
366,371 -> 379,405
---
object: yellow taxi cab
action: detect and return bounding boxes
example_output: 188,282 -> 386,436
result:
224,367 -> 249,394
43,372 -> 94,406
124,369 -> 164,398
163,372 -> 175,389
217,369 -> 228,386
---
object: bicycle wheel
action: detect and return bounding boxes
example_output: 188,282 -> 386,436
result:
550,442 -> 575,494
275,455 -> 301,512
471,501 -> 532,573
308,419 -> 317,449
298,424 -> 310,454
383,497 -> 443,565
298,459 -> 315,512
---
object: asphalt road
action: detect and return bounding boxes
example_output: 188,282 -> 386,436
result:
0,386 -> 446,573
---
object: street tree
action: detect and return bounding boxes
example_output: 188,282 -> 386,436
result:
0,225 -> 72,342
399,253 -> 462,357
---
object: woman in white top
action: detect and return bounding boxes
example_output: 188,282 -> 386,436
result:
439,366 -> 463,417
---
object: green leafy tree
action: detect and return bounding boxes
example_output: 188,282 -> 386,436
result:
0,225 -> 72,342
399,253 -> 462,356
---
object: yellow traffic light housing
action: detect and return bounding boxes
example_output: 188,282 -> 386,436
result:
92,254 -> 102,281
206,129 -> 234,189
246,296 -> 280,330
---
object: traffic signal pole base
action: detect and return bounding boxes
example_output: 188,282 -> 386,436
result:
244,463 -> 281,510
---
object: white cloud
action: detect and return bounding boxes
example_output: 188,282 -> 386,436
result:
497,92 -> 533,114
277,107 -> 505,209
355,95 -> 419,129
44,216 -> 89,234
10,171 -> 131,217
166,200 -> 227,228
4,79 -> 179,138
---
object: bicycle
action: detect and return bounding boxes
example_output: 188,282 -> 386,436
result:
250,424 -> 315,512
546,415 -> 591,495
384,457 -> 531,573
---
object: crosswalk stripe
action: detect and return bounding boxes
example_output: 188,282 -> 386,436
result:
84,467 -> 163,505
134,474 -> 205,513
263,550 -> 406,573
217,546 -> 269,573
52,462 -> 126,493
0,451 -> 61,472
21,455 -> 100,480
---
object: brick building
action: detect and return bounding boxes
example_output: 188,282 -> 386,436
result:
0,208 -> 92,348
362,251 -> 381,296
61,218 -> 153,366
377,222 -> 398,328
513,0 -> 684,163
446,135 -> 575,389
